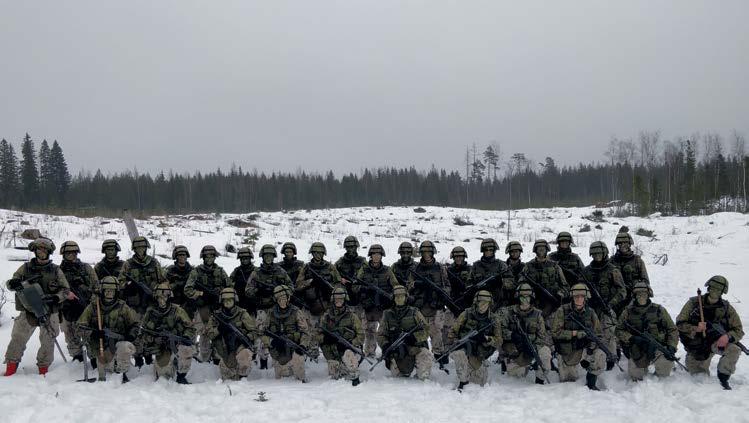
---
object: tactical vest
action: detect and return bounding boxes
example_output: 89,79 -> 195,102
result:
94,258 -> 124,280
320,306 -> 359,360
213,307 -> 253,358
621,301 -> 668,363
190,264 -> 229,309
456,307 -> 496,359
679,296 -> 733,359
140,304 -> 193,353
251,264 -> 289,310
88,299 -> 138,352
60,260 -> 94,321
267,305 -> 305,364
523,259 -> 564,314
230,264 -> 255,313
447,263 -> 471,310
15,260 -> 65,313
555,304 -> 597,356
336,255 -> 366,306
358,262 -> 396,311
471,257 -> 508,306
506,259 -> 524,283
582,261 -> 621,314
123,256 -> 161,313
279,259 -> 304,285
549,250 -> 584,284
410,260 -> 448,315
300,260 -> 335,316
612,252 -> 645,290
391,259 -> 415,285
165,263 -> 193,308
381,306 -> 428,347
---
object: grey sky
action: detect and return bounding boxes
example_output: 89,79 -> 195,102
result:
1,1 -> 747,176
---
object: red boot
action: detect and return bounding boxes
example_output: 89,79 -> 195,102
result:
38,366 -> 48,375
4,362 -> 18,376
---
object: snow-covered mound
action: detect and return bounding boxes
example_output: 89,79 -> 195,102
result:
0,206 -> 746,422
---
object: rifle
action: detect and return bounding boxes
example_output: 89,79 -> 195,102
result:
306,267 -> 335,291
76,343 -> 97,383
264,329 -> 317,361
708,322 -> 749,356
139,326 -> 193,354
213,312 -> 256,352
513,315 -> 550,383
14,276 -> 67,363
320,326 -> 373,364
369,324 -> 422,371
347,274 -> 393,301
456,274 -> 497,304
253,278 -> 307,309
519,270 -> 561,307
122,273 -> 153,298
571,270 -> 616,319
434,321 -> 495,363
697,289 -> 706,338
77,325 -> 126,341
623,321 -> 688,371
191,279 -> 220,301
567,312 -> 624,372
408,269 -> 463,316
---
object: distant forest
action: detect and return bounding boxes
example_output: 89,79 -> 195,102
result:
0,131 -> 746,217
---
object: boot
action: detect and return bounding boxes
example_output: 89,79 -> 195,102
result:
457,381 -> 469,392
90,357 -> 97,370
72,353 -> 84,363
351,377 -> 360,387
718,372 -> 732,390
259,358 -> 268,370
134,355 -> 144,368
606,359 -> 616,371
585,373 -> 599,391
535,377 -> 545,385
144,354 -> 153,365
122,373 -> 130,384
501,360 -> 507,374
4,361 -> 18,377
38,366 -> 49,376
212,358 -> 221,366
176,372 -> 190,385
435,353 -> 449,374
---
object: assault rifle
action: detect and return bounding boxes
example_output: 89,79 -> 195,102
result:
369,325 -> 423,371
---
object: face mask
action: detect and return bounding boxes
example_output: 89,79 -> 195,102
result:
134,247 -> 147,258
204,255 -> 216,266
312,253 -> 323,261
519,296 -> 532,308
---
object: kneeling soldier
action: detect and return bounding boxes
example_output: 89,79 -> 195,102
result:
319,287 -> 365,386
263,285 -> 311,382
501,284 -> 552,384
205,287 -> 257,380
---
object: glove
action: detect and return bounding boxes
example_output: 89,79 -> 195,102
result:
322,333 -> 337,345
404,333 -> 417,345
270,337 -> 286,351
575,331 -> 588,340
7,278 -> 22,291
629,335 -> 646,347
42,294 -> 58,305
134,355 -> 145,368
664,345 -> 677,360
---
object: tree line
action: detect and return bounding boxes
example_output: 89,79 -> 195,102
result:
0,131 -> 746,217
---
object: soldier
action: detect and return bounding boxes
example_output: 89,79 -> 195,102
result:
580,241 -> 626,368
279,242 -> 304,284
137,283 -> 195,384
616,282 -> 678,381
229,247 -> 255,316
407,240 -> 451,370
611,227 -> 650,313
676,276 -> 744,390
549,232 -> 586,285
77,276 -> 139,383
319,286 -> 364,386
391,241 -> 416,285
501,284 -> 552,384
204,287 -> 258,381
58,240 -> 99,362
94,239 -> 124,280
118,236 -> 167,317
262,285 -> 311,382
377,285 -> 432,380
184,245 -> 232,363
448,290 -> 502,390
164,245 -> 195,319
504,241 -> 524,284
550,283 -> 607,390
444,246 -> 471,348
296,242 -> 342,358
4,238 -> 71,376
246,244 -> 293,369
336,236 -> 366,311
353,244 -> 399,358
468,238 -> 515,309
519,239 -> 568,319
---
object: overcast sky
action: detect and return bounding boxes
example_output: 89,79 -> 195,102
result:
1,1 -> 747,176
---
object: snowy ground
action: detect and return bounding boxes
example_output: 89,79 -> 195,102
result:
0,206 -> 747,423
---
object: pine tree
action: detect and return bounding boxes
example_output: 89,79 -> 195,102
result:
39,140 -> 52,203
50,140 -> 71,206
19,133 -> 40,207
0,139 -> 21,207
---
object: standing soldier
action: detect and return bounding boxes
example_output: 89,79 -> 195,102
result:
468,238 -> 515,309
336,235 -> 366,316
550,284 -> 607,390
164,245 -> 194,320
391,242 -> 416,285
519,239 -> 568,320
229,247 -> 255,316
611,227 -> 650,313
501,284 -> 552,385
296,242 -> 342,358
549,232 -> 586,285
444,246 -> 471,347
504,241 -> 525,285
4,238 -> 71,376
246,244 -> 293,369
354,244 -> 399,358
377,285 -> 432,380
319,287 -> 364,386
77,276 -> 139,383
118,236 -> 167,318
407,240 -> 451,370
616,282 -> 678,381
279,242 -> 304,284
94,239 -> 124,280
184,245 -> 232,363
676,276 -> 744,390
137,283 -> 195,384
263,285 -> 311,382
448,290 -> 502,390
204,287 -> 257,381
59,240 -> 99,362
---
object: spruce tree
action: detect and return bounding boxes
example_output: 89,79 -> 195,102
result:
50,140 -> 71,206
39,139 -> 52,203
0,139 -> 21,207
19,133 -> 40,208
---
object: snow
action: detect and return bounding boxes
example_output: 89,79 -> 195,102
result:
0,206 -> 747,423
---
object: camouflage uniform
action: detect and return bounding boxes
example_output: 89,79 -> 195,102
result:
501,291 -> 552,383
263,286 -> 311,381
184,247 -> 233,362
229,247 -> 256,316
390,242 -> 416,285
118,253 -> 167,316
247,260 -> 293,363
59,242 -> 99,360
611,231 -> 650,314
550,289 -> 607,388
448,291 -> 502,387
335,246 -> 366,308
445,255 -> 472,346
468,239 -> 516,308
319,288 -> 364,382
164,261 -> 195,317
204,289 -> 258,380
354,258 -> 399,357
279,242 -> 304,287
407,245 -> 450,358
676,276 -> 743,388
94,239 -> 125,280
377,291 -> 432,380
519,256 -> 568,319
616,283 -> 678,380
4,239 -> 69,372
296,244 -> 342,356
